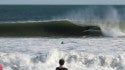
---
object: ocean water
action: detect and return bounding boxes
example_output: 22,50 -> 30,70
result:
0,5 -> 125,37
0,5 -> 125,70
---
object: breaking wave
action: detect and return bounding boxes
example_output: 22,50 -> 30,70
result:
53,6 -> 125,37
0,19 -> 125,37
0,5 -> 125,37
0,20 -> 102,37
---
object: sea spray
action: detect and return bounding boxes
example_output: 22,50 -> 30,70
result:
57,6 -> 125,37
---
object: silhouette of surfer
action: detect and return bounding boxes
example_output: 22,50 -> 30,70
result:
56,59 -> 68,70
61,41 -> 64,44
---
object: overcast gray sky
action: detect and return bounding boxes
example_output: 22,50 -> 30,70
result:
0,0 -> 125,5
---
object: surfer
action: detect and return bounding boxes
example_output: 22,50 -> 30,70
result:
61,41 -> 64,44
56,59 -> 68,70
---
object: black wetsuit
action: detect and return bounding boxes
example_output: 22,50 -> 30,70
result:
56,67 -> 68,70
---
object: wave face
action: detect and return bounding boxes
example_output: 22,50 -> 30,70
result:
0,5 -> 125,37
0,21 -> 102,37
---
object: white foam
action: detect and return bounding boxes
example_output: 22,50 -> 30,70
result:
0,38 -> 125,70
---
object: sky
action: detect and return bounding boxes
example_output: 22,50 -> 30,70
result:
0,0 -> 125,5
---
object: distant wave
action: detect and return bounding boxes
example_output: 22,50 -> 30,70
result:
0,20 -> 102,37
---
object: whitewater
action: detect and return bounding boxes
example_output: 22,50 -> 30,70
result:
0,37 -> 125,70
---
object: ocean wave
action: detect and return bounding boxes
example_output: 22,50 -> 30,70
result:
0,5 -> 125,37
0,20 -> 102,37
0,20 -> 125,37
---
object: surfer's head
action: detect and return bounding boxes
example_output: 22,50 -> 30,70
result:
59,59 -> 65,66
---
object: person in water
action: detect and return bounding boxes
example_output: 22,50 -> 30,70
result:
56,59 -> 68,70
